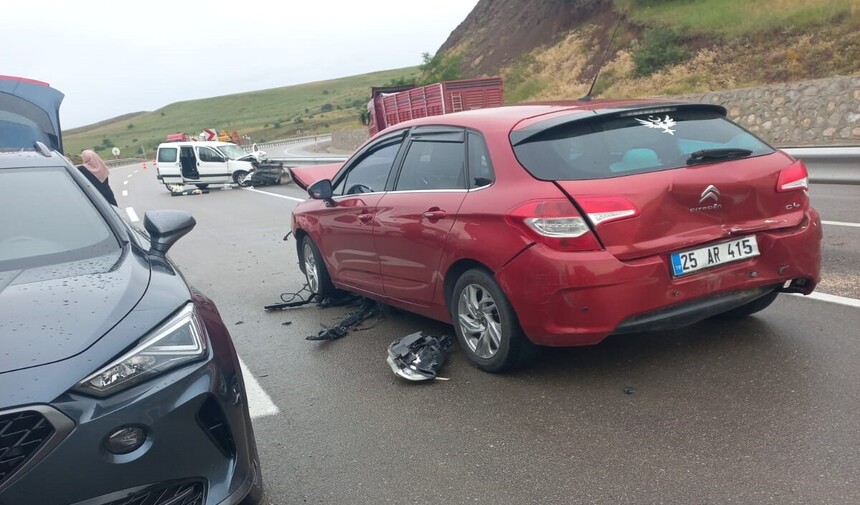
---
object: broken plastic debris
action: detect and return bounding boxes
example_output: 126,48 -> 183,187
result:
386,332 -> 453,381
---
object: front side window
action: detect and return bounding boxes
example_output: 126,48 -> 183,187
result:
395,139 -> 466,191
197,146 -> 223,162
158,147 -> 178,163
0,167 -> 119,270
334,142 -> 401,196
512,108 -> 774,181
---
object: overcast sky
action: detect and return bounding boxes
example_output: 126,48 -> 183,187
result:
2,0 -> 479,128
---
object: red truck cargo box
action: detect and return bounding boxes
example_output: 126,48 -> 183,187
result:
368,77 -> 503,135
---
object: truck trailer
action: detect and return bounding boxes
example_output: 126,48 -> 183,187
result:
367,77 -> 504,135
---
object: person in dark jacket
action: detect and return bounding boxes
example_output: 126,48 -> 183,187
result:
78,149 -> 118,205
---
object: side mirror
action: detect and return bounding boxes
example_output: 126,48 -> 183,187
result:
143,210 -> 196,256
308,179 -> 335,205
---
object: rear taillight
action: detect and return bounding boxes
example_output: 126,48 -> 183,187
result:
777,160 -> 809,192
578,196 -> 640,227
506,199 -> 601,251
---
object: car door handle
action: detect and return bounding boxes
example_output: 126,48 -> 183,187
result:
358,213 -> 373,222
423,210 -> 447,220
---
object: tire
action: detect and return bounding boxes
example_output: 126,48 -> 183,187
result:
451,268 -> 535,373
300,235 -> 336,297
233,170 -> 251,187
195,183 -> 209,189
716,290 -> 779,319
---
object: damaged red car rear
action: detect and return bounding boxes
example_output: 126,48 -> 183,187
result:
290,100 -> 821,372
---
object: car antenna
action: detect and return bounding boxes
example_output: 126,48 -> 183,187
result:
579,17 -> 623,102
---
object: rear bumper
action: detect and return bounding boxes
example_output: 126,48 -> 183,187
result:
495,209 -> 822,346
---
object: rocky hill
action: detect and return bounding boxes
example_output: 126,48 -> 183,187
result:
436,0 -> 860,102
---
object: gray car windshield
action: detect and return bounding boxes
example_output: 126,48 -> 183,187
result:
512,109 -> 774,180
0,167 -> 119,270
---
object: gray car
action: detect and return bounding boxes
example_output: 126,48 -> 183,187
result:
0,76 -> 262,504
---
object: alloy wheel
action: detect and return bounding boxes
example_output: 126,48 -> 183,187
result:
457,283 -> 502,359
303,242 -> 320,293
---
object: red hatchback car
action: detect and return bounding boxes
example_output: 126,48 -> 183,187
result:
290,100 -> 821,372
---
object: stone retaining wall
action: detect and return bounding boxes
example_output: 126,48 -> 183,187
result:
332,75 -> 860,151
680,74 -> 860,147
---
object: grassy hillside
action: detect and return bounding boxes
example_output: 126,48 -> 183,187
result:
438,0 -> 859,103
63,67 -> 419,158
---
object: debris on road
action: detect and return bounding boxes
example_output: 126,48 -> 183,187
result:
386,332 -> 453,381
170,187 -> 209,196
306,297 -> 382,341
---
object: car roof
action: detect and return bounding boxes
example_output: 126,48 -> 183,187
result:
0,147 -> 69,170
380,98 -> 708,134
157,141 -> 238,148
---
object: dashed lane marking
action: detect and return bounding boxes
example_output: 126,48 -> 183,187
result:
238,356 -> 280,418
243,187 -> 304,202
822,220 -> 860,229
123,180 -> 128,185
125,207 -> 139,222
122,190 -> 128,197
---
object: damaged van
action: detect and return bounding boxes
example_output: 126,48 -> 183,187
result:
155,141 -> 262,191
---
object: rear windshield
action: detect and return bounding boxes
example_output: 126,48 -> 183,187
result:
0,167 -> 119,270
512,109 -> 774,180
0,93 -> 57,151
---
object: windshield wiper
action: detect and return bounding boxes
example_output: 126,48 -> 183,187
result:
687,148 -> 753,164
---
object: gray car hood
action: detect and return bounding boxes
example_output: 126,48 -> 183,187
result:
0,250 -> 149,374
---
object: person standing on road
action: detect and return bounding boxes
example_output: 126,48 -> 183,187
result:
78,149 -> 118,206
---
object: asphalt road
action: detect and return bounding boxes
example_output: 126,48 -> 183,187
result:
113,163 -> 859,505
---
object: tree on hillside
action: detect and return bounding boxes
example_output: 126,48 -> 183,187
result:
419,52 -> 463,84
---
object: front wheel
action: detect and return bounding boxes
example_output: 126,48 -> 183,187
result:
233,170 -> 251,187
451,269 -> 535,373
300,235 -> 336,297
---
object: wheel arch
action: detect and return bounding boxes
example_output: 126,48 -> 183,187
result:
443,258 -> 494,314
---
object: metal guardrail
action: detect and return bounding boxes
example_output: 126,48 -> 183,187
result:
241,134 -> 333,152
266,155 -> 348,167
781,147 -> 860,184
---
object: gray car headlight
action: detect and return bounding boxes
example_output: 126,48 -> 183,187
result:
75,303 -> 208,397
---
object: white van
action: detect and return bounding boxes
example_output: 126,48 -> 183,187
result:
154,141 -> 261,191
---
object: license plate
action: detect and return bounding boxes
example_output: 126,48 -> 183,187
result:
670,236 -> 760,277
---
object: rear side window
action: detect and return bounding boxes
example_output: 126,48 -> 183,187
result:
158,147 -> 178,162
512,108 -> 774,180
0,167 -> 118,270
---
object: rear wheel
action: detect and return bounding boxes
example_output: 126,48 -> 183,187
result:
300,235 -> 336,297
451,269 -> 535,372
716,290 -> 779,319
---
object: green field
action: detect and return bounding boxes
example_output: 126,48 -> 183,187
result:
63,66 -> 419,159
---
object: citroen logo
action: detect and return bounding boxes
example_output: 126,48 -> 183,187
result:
700,185 -> 720,203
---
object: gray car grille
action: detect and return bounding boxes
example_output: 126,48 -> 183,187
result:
104,480 -> 206,505
0,410 -> 55,487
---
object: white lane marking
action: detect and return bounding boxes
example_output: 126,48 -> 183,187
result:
123,180 -> 129,185
243,187 -> 305,202
127,174 -> 133,178
122,190 -> 128,197
822,220 -> 860,228
238,356 -> 280,418
125,207 -> 139,222
792,291 -> 860,308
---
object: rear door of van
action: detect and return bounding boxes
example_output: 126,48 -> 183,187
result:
155,144 -> 182,186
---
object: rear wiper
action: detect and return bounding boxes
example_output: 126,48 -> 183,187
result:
687,148 -> 753,164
